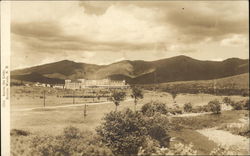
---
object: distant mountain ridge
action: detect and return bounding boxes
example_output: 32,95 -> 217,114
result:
11,55 -> 249,84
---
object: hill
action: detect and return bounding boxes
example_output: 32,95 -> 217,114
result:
11,55 -> 249,84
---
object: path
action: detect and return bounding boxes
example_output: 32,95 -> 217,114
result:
12,99 -> 133,112
197,128 -> 249,152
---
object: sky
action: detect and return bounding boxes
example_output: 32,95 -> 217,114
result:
11,1 -> 249,70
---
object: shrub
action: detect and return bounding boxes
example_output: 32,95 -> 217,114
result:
144,113 -> 170,147
231,101 -> 245,110
218,123 -> 249,137
10,129 -> 30,136
141,101 -> 168,117
63,126 -> 81,139
207,99 -> 221,114
138,142 -> 197,155
184,102 -> 192,113
25,127 -> 113,156
210,144 -> 242,155
96,109 -> 147,155
168,107 -> 183,115
245,99 -> 249,110
222,97 -> 233,105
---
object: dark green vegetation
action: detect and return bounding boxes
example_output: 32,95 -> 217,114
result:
223,97 -> 249,110
109,91 -> 126,111
11,55 -> 248,84
141,73 -> 249,96
131,87 -> 144,111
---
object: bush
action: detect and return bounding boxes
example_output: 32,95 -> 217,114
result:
222,97 -> 233,105
184,102 -> 192,113
141,101 -> 168,117
207,99 -> 221,114
168,107 -> 183,115
218,123 -> 249,138
144,113 -> 170,147
138,142 -> 197,155
210,144 -> 242,155
63,126 -> 81,139
11,127 -> 114,156
245,99 -> 249,110
10,129 -> 30,136
97,108 -> 171,155
96,109 -> 147,155
230,101 -> 245,110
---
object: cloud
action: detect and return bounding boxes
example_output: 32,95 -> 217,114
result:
221,35 -> 248,47
10,1 -> 249,69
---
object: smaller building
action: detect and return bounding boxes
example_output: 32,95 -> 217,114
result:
52,84 -> 64,89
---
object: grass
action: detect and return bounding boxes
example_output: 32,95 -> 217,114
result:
170,129 -> 217,155
10,86 -> 249,155
170,110 -> 248,130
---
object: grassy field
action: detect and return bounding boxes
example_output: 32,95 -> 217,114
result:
10,86 -> 249,155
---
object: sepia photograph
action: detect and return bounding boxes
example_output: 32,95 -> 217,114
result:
1,0 -> 249,155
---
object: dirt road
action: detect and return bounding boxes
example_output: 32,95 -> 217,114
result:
12,99 -> 133,112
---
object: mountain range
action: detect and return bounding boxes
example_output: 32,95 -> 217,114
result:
11,55 -> 249,84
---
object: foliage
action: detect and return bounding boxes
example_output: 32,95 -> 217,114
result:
184,102 -> 193,113
223,97 -> 233,105
110,91 -> 126,111
245,99 -> 249,110
96,107 -> 171,155
138,143 -> 197,155
210,144 -> 242,155
96,109 -> 147,155
207,99 -> 221,114
131,87 -> 144,111
230,100 -> 246,110
11,127 -> 113,156
141,101 -> 168,117
218,123 -> 250,138
168,90 -> 178,103
11,129 -> 30,136
143,113 -> 170,147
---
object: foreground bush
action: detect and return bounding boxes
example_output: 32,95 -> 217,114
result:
138,142 -> 197,155
11,127 -> 113,156
210,144 -> 242,155
96,109 -> 147,155
141,101 -> 168,117
96,108 -> 171,155
144,113 -> 170,147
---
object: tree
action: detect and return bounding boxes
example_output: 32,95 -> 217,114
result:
110,91 -> 126,111
184,102 -> 193,113
131,87 -> 144,111
169,90 -> 178,103
208,99 -> 221,114
222,97 -> 232,106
